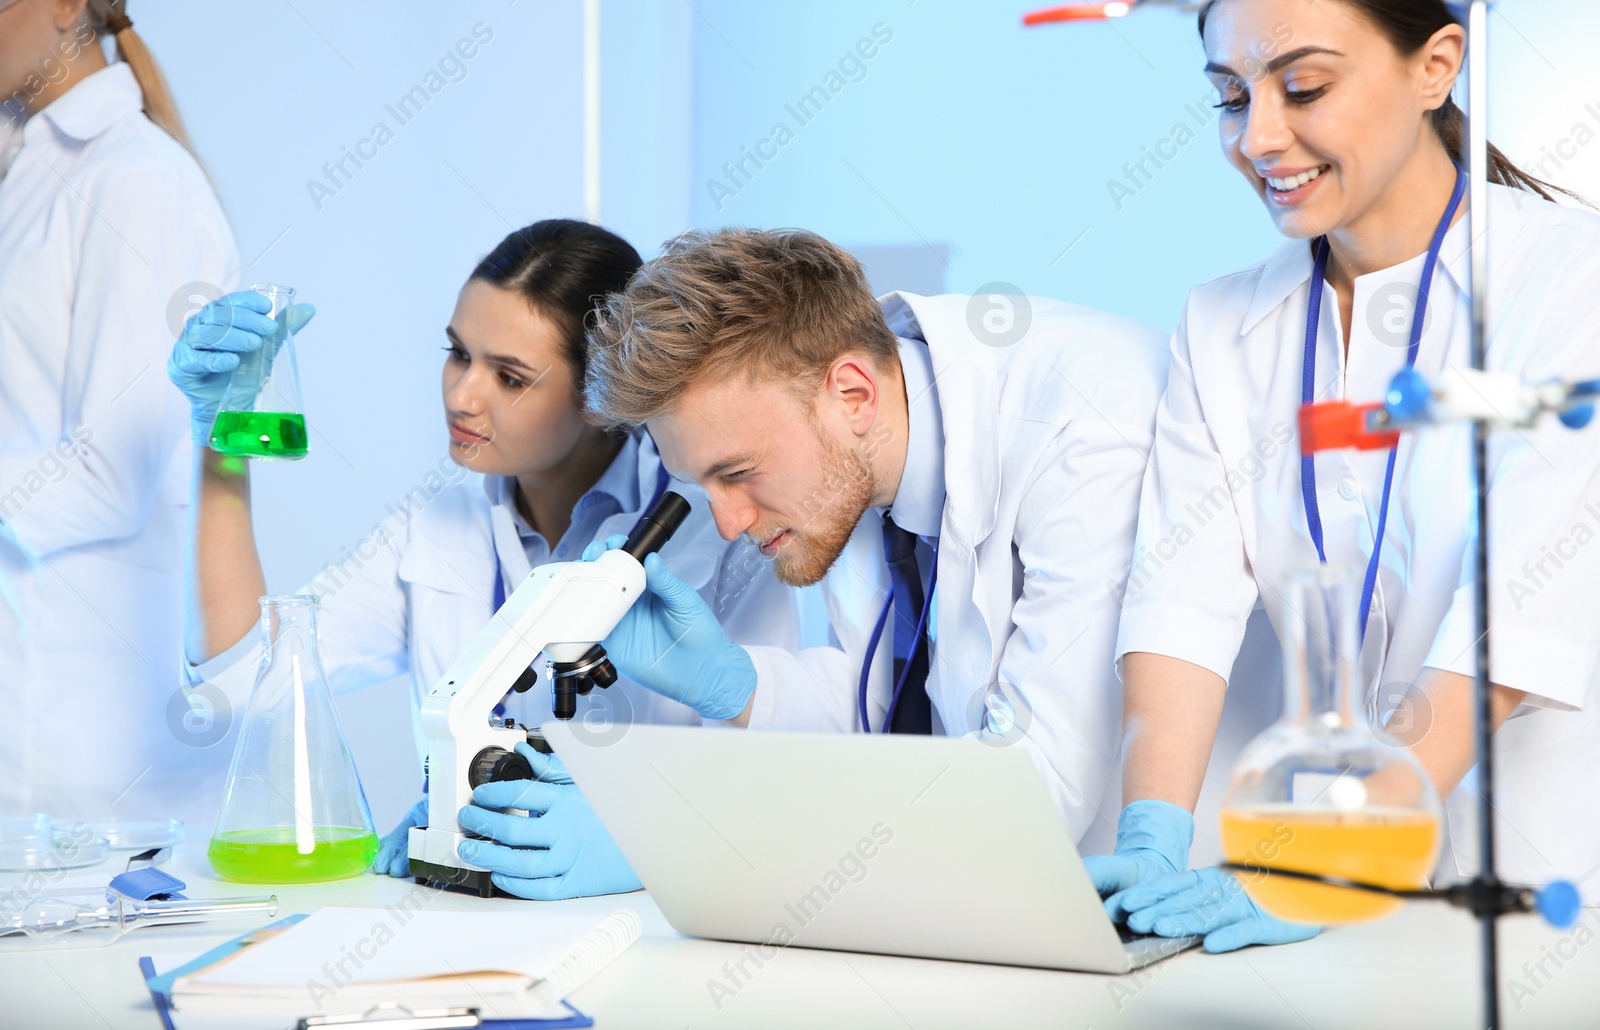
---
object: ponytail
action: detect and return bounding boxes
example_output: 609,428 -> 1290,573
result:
1430,96 -> 1580,205
85,0 -> 194,154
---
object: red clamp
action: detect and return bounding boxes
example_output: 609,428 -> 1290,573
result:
1298,401 -> 1401,454
1022,2 -> 1135,24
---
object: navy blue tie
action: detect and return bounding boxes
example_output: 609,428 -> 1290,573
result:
882,513 -> 932,734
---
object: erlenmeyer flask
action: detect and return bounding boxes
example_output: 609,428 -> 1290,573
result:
209,596 -> 377,883
1221,565 -> 1441,925
208,282 -> 308,460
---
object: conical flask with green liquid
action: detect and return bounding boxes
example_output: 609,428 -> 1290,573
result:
208,282 -> 308,460
209,595 -> 378,883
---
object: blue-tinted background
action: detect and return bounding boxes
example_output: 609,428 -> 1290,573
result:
137,0 -> 1599,830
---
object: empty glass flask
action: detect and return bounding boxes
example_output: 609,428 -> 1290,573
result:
209,596 -> 377,883
208,283 -> 308,460
1220,565 -> 1442,925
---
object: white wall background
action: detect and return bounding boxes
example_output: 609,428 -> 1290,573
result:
136,1 -> 1599,838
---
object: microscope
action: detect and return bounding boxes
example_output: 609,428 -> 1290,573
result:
408,491 -> 691,896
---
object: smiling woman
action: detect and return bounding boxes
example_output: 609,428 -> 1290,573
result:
1198,0 -> 1571,205
1099,0 -> 1600,952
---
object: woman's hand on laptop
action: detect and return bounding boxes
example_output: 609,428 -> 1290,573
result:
1083,799 -> 1194,913
1110,866 -> 1323,954
1086,801 -> 1322,953
455,745 -> 642,900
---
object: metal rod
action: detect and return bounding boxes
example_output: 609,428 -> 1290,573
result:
1218,863 -> 1432,899
1217,863 -> 1539,912
1464,3 -> 1499,1028
583,0 -> 602,224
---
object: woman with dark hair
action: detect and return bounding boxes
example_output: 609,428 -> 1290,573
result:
167,220 -> 799,899
1096,0 -> 1600,950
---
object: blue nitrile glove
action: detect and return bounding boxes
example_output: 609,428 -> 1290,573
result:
1112,866 -> 1323,953
1084,800 -> 1195,913
455,744 -> 640,900
372,797 -> 429,878
579,534 -> 757,721
168,291 -> 316,445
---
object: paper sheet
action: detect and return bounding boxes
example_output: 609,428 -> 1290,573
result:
185,906 -> 613,988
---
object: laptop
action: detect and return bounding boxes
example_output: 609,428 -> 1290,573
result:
540,722 -> 1199,974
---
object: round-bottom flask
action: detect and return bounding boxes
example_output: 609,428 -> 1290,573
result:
1221,566 -> 1442,924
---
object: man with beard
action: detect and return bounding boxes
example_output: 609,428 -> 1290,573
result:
454,228 -> 1169,893
581,227 -> 1170,835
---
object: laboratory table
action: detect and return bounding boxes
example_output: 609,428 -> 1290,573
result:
3,842 -> 1597,1029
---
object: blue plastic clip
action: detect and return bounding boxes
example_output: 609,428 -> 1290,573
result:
109,866 -> 187,901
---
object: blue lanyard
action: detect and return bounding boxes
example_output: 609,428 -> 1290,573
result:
1300,164 -> 1465,646
857,542 -> 939,733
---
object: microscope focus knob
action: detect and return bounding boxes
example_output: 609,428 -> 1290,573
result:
468,746 -> 533,788
510,663 -> 539,694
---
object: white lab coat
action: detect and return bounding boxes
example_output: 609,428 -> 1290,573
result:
743,292 -> 1170,845
1118,185 -> 1600,899
188,433 -> 804,770
0,65 -> 239,827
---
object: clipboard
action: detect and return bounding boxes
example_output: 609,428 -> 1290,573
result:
139,955 -> 594,1029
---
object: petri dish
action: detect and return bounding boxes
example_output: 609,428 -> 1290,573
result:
76,818 -> 186,851
0,813 -> 50,840
0,829 -> 111,872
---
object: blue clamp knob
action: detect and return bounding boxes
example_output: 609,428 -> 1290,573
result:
1385,367 -> 1432,422
1535,880 -> 1581,929
1559,404 -> 1594,430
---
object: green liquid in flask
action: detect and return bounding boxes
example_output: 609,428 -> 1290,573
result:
208,827 -> 379,883
210,411 -> 308,459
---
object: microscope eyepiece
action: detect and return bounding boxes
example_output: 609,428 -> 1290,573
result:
622,491 -> 691,561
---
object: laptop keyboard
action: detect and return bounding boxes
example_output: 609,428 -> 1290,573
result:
1118,924 -> 1202,960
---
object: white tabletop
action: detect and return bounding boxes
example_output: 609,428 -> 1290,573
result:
3,842 -> 1596,1030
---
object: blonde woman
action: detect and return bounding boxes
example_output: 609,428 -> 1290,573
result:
0,0 -> 239,825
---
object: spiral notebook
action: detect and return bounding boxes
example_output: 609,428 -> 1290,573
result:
142,906 -> 641,1029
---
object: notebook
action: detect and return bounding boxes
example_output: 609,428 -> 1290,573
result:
143,906 -> 639,1027
142,956 -> 592,1030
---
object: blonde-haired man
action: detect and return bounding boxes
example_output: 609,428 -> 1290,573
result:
571,227 -> 1168,845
